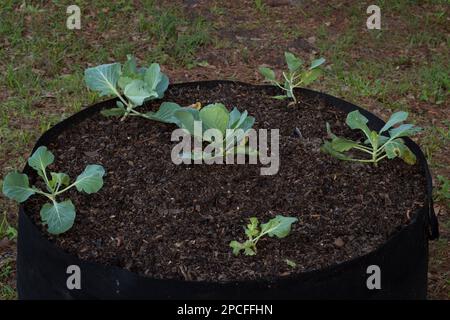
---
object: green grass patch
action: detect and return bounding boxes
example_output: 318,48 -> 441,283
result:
0,259 -> 16,300
138,4 -> 212,66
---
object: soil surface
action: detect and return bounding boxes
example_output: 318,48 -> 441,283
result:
25,82 -> 427,281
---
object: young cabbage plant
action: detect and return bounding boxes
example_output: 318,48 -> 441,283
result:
85,54 -> 176,122
230,215 -> 298,256
173,103 -> 257,161
321,110 -> 421,165
2,146 -> 105,235
259,52 -> 325,103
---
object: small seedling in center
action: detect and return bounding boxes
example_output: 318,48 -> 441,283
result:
173,103 -> 257,161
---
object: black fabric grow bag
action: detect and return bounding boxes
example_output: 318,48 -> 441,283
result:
17,81 -> 439,300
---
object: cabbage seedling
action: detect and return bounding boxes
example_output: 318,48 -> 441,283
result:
259,52 -> 325,103
85,54 -> 178,122
230,215 -> 298,256
2,146 -> 105,234
321,110 -> 421,165
173,103 -> 257,161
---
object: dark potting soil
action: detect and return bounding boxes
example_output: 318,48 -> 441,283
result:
25,82 -> 427,281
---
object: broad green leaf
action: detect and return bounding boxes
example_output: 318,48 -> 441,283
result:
384,140 -> 416,164
324,123 -> 361,156
384,140 -> 403,159
244,245 -> 256,256
261,215 -> 298,238
379,135 -> 390,145
48,172 -> 70,191
345,110 -> 371,139
228,108 -> 242,129
330,137 -> 362,152
400,145 -> 416,165
144,63 -> 162,91
227,115 -> 244,139
2,172 -> 35,202
75,165 -> 105,194
309,57 -> 326,69
84,63 -> 121,97
40,200 -> 75,234
259,66 -> 276,81
389,124 -> 421,139
155,73 -> 169,98
229,110 -> 251,131
365,135 -> 389,145
230,239 -> 256,256
28,146 -> 54,178
199,103 -> 229,135
145,102 -> 182,124
285,52 -> 302,72
380,111 -> 408,133
321,141 -> 352,161
124,79 -> 153,106
301,68 -> 322,85
224,124 -> 247,147
240,115 -> 255,132
118,56 -> 143,90
174,108 -> 200,137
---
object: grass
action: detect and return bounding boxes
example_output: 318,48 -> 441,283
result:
0,259 -> 16,300
253,0 -> 267,14
137,4 -> 212,66
319,34 -> 448,111
0,212 -> 17,301
418,60 -> 449,105
435,175 -> 450,208
0,213 -> 17,241
421,121 -> 450,167
0,0 -> 448,299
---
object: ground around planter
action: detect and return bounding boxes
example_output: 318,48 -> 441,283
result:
25,83 -> 427,281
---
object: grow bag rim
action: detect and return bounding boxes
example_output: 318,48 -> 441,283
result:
19,80 -> 438,287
